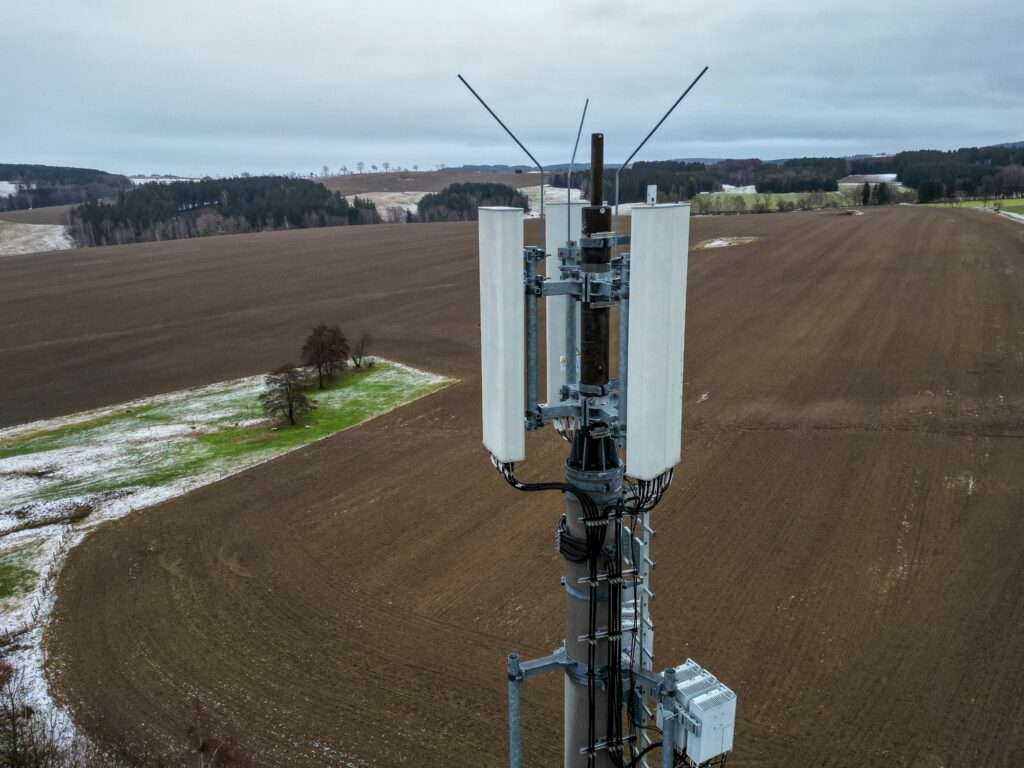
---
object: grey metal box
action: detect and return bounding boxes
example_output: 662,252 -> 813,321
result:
686,685 -> 736,765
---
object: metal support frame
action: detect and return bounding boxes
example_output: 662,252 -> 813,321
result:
524,244 -> 631,440
507,647 -> 577,768
507,654 -> 707,767
617,253 -> 630,451
524,246 -> 544,428
508,653 -> 522,768
564,247 -> 579,399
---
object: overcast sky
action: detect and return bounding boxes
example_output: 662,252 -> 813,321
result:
3,0 -> 1022,177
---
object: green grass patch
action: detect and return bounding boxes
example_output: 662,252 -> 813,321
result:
0,362 -> 451,507
0,543 -> 39,602
693,191 -> 851,212
922,198 -> 1024,210
0,408 -> 151,461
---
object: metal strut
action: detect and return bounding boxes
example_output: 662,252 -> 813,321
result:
457,74 -> 547,240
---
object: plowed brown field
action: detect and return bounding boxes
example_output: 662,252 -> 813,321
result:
3,208 -> 1023,766
0,204 -> 73,225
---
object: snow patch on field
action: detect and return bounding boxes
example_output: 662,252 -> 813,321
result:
0,360 -> 451,740
349,184 -> 587,221
694,236 -> 758,249
840,173 -> 898,184
0,222 -> 73,256
944,472 -> 976,496
518,185 -> 584,217
129,175 -> 202,185
348,190 -> 423,220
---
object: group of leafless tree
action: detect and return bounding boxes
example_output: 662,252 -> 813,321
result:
0,661 -> 249,767
328,162 -> 421,177
259,325 -> 373,425
689,191 -> 835,215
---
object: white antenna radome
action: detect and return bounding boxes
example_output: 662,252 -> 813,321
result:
625,203 -> 690,480
478,206 -> 526,462
543,201 -> 585,404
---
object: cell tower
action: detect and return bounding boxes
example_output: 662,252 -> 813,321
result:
466,71 -> 735,768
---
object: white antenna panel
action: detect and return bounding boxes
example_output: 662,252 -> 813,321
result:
478,207 -> 526,462
544,201 -> 585,403
626,204 -> 690,480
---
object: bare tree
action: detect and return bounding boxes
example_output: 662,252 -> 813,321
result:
339,165 -> 348,176
382,162 -> 390,173
352,333 -> 374,369
370,164 -> 378,173
356,162 -> 365,173
412,164 -> 419,172
321,165 -> 329,178
259,365 -> 314,425
0,660 -> 128,767
0,661 -> 59,767
301,324 -> 350,388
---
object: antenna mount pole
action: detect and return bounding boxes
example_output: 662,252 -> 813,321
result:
562,133 -> 623,768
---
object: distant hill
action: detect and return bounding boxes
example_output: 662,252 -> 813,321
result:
452,163 -> 532,173
0,163 -> 131,211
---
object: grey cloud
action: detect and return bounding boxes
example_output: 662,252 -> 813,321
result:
1,0 -> 1021,176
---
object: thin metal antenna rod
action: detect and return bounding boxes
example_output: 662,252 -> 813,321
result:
457,74 -> 546,236
567,98 -> 589,239
613,66 -> 709,235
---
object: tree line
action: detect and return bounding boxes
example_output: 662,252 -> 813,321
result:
415,182 -> 530,222
550,161 -> 715,203
688,190 -> 848,215
753,158 -> 843,193
0,163 -> 131,211
551,158 -> 844,203
546,142 -> 1024,204
67,176 -> 380,246
850,145 -> 1024,202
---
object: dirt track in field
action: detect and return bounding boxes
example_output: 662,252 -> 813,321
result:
3,208 -> 1024,765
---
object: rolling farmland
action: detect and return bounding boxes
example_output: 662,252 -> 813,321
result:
0,205 -> 74,226
2,208 -> 1024,765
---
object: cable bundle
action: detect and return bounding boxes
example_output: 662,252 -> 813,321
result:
491,456 -> 679,767
623,469 -> 674,516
